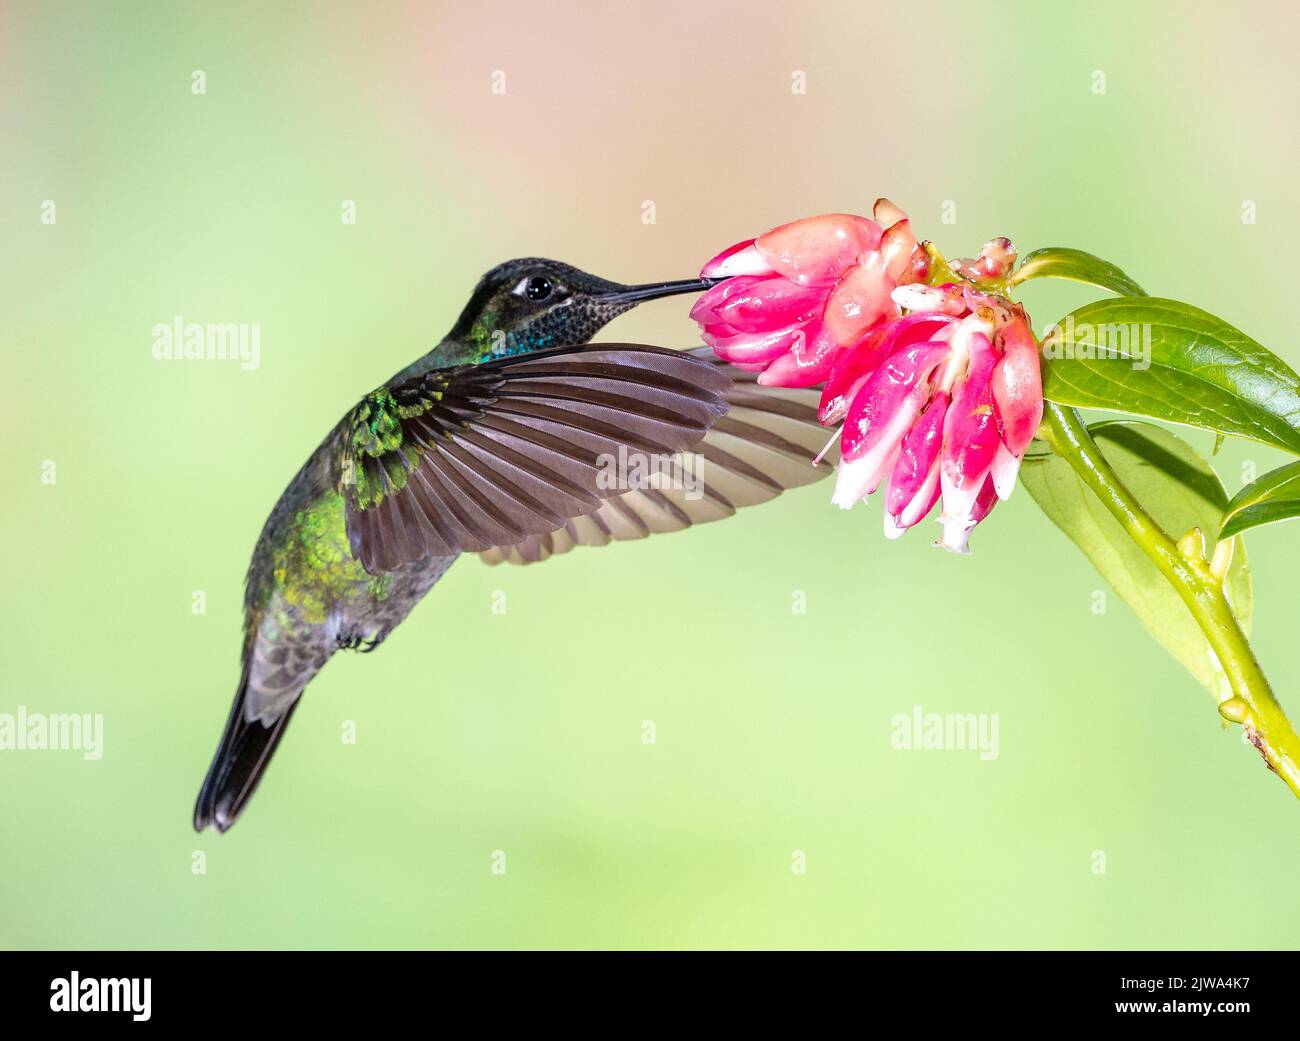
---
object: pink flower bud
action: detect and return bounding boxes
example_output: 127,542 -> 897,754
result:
708,275 -> 827,334
975,237 -> 1017,280
990,312 -> 1043,458
842,341 -> 952,464
884,389 -> 950,532
704,324 -> 806,366
689,274 -> 765,332
755,213 -> 882,286
939,332 -> 1001,551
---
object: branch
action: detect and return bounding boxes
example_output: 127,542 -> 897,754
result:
1039,402 -> 1300,799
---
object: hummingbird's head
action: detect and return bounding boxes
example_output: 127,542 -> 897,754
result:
445,257 -> 716,362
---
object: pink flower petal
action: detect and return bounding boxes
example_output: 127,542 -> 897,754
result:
936,311 -> 996,394
757,353 -> 830,387
688,274 -> 765,325
818,324 -> 892,425
755,322 -> 841,387
938,333 -> 1000,551
840,340 -> 950,462
940,331 -> 1000,492
706,324 -> 804,365
880,219 -> 919,283
822,251 -> 897,348
819,313 -> 957,425
755,213 -> 882,286
790,319 -> 835,365
886,390 -> 950,520
990,440 -> 1022,501
971,473 -> 999,525
712,276 -> 828,333
884,454 -> 942,538
990,312 -> 1044,457
697,321 -> 736,341
939,474 -> 999,554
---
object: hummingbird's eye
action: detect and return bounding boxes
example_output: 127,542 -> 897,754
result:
519,275 -> 554,302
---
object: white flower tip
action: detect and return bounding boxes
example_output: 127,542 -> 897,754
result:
831,476 -> 865,509
937,473 -> 981,553
891,284 -> 939,311
883,512 -> 905,540
832,452 -> 885,509
702,242 -> 773,279
939,522 -> 973,555
898,464 -> 941,529
991,443 -> 1022,501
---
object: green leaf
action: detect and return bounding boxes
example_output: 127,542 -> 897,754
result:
1011,247 -> 1147,297
1220,460 -> 1300,538
1040,297 -> 1300,455
1022,421 -> 1252,700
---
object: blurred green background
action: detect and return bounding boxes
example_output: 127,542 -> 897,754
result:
3,0 -> 1299,949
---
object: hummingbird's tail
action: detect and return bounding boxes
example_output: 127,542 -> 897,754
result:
193,664 -> 301,833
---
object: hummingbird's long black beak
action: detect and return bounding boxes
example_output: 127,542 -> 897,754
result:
601,277 -> 721,304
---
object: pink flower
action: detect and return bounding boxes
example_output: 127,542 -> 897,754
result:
831,287 -> 1043,552
690,201 -> 926,387
694,209 -> 1043,552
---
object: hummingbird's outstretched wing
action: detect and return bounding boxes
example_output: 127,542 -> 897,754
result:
341,344 -> 731,574
478,350 -> 836,565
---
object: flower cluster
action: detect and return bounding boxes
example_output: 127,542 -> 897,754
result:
692,203 -> 1043,552
689,200 -> 927,387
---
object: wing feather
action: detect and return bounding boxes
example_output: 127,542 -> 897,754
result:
478,349 -> 837,567
342,344 -> 730,573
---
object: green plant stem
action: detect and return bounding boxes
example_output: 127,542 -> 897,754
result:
1040,401 -> 1300,798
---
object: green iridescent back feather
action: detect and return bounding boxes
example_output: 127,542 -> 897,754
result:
344,379 -> 448,511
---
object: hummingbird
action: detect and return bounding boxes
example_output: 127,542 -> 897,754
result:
193,258 -> 833,832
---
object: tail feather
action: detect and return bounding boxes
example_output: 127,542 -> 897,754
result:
193,667 -> 300,833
